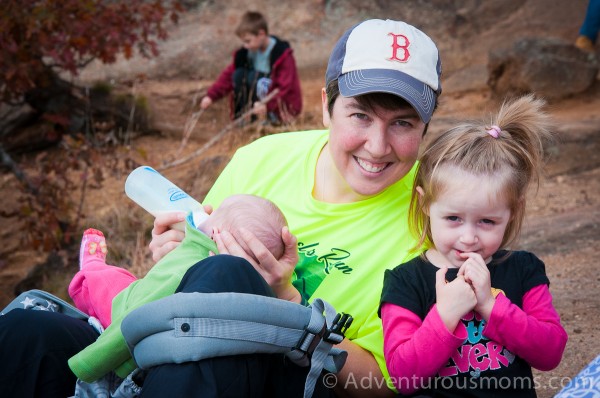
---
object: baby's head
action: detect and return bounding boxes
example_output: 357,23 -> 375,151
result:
201,194 -> 287,260
410,95 -> 554,252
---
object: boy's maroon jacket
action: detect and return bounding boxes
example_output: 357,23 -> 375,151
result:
206,36 -> 302,121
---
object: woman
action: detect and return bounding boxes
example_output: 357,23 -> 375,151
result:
144,19 -> 442,397
0,19 -> 442,398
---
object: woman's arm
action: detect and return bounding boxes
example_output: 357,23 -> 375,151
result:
333,338 -> 395,398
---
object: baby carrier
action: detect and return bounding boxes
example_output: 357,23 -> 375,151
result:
2,289 -> 352,398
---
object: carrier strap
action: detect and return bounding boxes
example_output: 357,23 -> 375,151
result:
121,292 -> 352,398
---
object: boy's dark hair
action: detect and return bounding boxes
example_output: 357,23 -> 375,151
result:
235,11 -> 269,37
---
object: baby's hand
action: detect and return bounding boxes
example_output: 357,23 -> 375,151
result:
460,252 -> 495,320
435,266 -> 476,332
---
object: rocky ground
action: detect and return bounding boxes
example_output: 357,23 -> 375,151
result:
1,1 -> 599,396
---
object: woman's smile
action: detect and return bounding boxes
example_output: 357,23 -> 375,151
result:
355,156 -> 390,174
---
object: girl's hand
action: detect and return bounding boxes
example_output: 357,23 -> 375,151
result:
435,266 -> 477,332
213,226 -> 301,303
460,252 -> 495,320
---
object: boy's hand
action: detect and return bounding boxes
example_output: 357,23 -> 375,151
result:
460,252 -> 495,320
200,96 -> 213,109
435,266 -> 477,332
252,101 -> 267,117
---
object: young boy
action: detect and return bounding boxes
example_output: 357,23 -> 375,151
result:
199,11 -> 302,124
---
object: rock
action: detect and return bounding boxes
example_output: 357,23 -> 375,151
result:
443,64 -> 489,93
487,37 -> 599,100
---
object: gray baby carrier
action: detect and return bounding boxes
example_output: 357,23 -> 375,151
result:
2,290 -> 352,398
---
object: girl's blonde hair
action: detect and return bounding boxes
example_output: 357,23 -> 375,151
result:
409,94 -> 554,253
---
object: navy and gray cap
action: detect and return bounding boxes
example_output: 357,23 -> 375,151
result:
325,19 -> 442,123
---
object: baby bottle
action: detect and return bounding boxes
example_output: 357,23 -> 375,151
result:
124,166 -> 208,231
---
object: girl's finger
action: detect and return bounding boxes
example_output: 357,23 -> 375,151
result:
436,266 -> 448,288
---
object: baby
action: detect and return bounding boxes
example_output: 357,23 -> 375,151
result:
69,193 -> 287,329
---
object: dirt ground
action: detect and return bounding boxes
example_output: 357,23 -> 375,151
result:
0,1 -> 599,397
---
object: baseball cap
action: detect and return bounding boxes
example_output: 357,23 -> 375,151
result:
325,19 -> 442,123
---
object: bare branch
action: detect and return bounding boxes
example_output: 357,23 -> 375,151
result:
159,89 -> 280,171
0,144 -> 37,194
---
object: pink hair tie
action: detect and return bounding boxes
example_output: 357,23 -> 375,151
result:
487,125 -> 501,138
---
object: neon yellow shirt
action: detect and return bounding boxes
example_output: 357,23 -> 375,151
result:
204,129 -> 418,386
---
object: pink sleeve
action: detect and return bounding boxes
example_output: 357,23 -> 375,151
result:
381,302 -> 466,394
483,284 -> 568,370
68,263 -> 137,328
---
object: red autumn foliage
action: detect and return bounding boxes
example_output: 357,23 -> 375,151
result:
0,0 -> 183,104
0,0 -> 184,251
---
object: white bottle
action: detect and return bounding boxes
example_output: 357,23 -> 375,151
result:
124,166 -> 208,231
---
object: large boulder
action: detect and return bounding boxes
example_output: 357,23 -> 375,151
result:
487,37 -> 598,100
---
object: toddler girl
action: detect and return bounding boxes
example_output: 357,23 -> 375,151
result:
380,95 -> 568,397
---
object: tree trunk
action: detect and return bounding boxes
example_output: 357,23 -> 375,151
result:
0,67 -> 85,153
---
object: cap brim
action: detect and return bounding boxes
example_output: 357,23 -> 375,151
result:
338,69 -> 436,123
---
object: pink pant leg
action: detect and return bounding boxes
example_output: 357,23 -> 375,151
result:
68,260 -> 137,328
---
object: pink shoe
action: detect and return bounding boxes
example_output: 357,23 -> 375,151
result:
79,228 -> 108,269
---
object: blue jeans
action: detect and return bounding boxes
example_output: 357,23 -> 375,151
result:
580,0 -> 600,43
232,68 -> 268,118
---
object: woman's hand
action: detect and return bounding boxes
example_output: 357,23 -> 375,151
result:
149,212 -> 187,262
149,205 -> 213,262
213,226 -> 301,303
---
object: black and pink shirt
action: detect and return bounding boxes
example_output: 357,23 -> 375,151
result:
380,251 -> 567,397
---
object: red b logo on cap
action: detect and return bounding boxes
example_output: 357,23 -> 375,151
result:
387,33 -> 410,62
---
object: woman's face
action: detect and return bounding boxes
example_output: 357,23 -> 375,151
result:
320,90 -> 426,202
